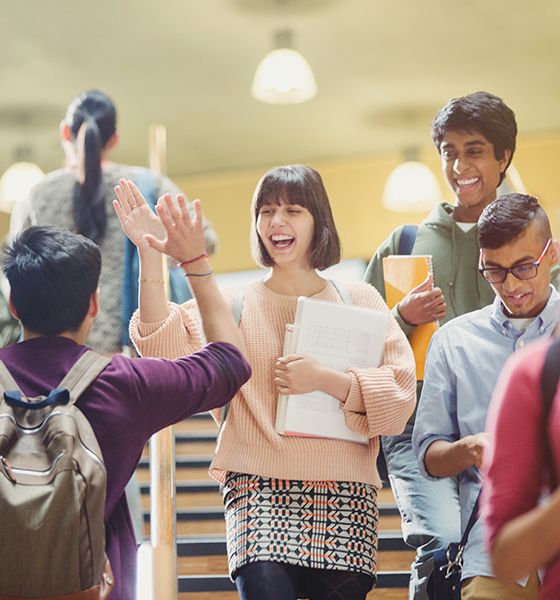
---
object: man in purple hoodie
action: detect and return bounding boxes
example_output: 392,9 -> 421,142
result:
0,225 -> 250,599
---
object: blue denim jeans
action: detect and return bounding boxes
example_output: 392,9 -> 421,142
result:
382,424 -> 461,600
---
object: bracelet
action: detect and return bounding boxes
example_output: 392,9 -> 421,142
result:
138,277 -> 165,284
176,253 -> 209,268
183,269 -> 214,277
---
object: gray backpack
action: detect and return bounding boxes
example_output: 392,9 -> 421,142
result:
0,350 -> 111,597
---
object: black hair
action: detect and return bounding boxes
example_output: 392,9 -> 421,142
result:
431,91 -> 517,185
478,193 -> 552,249
65,90 -> 117,244
250,164 -> 341,270
3,226 -> 101,336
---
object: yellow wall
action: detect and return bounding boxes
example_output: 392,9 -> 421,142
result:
174,147 -> 452,274
176,132 -> 560,274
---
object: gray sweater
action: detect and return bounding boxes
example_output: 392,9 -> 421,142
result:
9,163 -> 219,354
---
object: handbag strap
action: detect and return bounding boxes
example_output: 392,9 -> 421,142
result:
540,336 -> 560,490
455,338 -> 560,551
459,489 -> 482,547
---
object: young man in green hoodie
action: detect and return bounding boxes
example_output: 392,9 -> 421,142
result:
363,91 -> 519,600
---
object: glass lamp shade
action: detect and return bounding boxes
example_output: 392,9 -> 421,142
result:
382,161 -> 443,213
251,48 -> 317,104
0,162 -> 44,213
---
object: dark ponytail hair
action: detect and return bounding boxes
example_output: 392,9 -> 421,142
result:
65,90 -> 117,243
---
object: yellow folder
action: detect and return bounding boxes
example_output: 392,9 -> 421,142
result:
382,255 -> 438,380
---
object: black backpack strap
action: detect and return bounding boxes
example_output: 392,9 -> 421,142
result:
540,337 -> 560,489
398,224 -> 419,255
57,351 -> 111,406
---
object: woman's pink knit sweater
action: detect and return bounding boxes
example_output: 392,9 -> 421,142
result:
130,279 -> 415,488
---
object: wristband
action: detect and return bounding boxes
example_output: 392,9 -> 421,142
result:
175,253 -> 209,268
183,269 -> 214,277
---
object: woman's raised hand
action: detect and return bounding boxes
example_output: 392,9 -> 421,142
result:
113,179 -> 165,253
144,192 -> 208,266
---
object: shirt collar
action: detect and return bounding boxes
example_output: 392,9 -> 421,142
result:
490,284 -> 560,334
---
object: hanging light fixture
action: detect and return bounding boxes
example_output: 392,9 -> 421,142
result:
0,160 -> 44,214
382,149 -> 443,213
251,29 -> 317,105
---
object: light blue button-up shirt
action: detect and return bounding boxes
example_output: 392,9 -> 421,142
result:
412,286 -> 560,580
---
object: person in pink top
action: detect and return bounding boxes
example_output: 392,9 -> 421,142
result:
482,338 -> 560,599
115,165 -> 416,600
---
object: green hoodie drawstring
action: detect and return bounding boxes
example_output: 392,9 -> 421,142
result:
449,223 -> 483,318
448,224 -> 458,316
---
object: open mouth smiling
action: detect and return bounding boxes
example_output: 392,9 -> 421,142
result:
271,234 -> 295,248
505,292 -> 530,304
456,176 -> 480,188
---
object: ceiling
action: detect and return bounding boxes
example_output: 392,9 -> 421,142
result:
1,0 -> 560,179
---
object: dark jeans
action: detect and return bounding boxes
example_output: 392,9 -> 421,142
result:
234,560 -> 374,600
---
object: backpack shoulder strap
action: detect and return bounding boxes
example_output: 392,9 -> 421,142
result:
58,351 -> 112,406
541,337 -> 560,415
329,280 -> 353,305
540,337 -> 560,489
232,285 -> 245,326
398,224 -> 419,255
0,359 -> 23,396
0,351 -> 110,407
220,286 -> 245,427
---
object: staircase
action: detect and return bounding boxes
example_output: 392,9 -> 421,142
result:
137,413 -> 413,599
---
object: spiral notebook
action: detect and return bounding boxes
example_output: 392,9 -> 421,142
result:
382,254 -> 438,380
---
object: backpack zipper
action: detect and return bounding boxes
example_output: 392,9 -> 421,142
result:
0,455 -> 17,484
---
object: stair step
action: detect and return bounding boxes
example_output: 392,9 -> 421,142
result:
175,431 -> 219,443
139,415 -> 410,592
143,502 -> 400,522
141,480 -> 219,494
176,532 -> 410,557
142,480 -> 397,497
178,571 -> 411,593
178,551 -> 414,576
138,455 -> 215,470
178,591 -> 408,600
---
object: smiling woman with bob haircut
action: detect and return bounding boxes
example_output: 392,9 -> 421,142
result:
116,164 -> 416,600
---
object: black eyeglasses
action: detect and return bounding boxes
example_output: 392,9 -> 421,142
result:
478,239 -> 552,284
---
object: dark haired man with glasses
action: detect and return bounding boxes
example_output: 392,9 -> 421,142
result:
412,193 -> 559,599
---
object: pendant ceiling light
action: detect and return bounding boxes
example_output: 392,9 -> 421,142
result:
0,161 -> 44,214
251,29 -> 317,105
382,149 -> 443,214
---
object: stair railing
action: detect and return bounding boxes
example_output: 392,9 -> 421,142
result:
148,123 -> 178,600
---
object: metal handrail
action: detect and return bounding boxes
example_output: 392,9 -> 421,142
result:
148,123 -> 178,600
149,426 -> 177,598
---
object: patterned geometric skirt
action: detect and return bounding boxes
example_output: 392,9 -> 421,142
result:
223,473 -> 379,580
